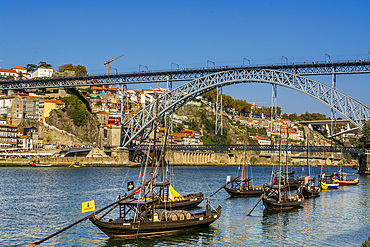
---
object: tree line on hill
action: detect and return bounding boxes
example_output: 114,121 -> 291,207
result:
23,61 -> 88,77
202,89 -> 327,121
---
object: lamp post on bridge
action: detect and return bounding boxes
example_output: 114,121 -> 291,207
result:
281,56 -> 288,65
243,58 -> 250,67
171,62 -> 179,71
207,60 -> 215,68
139,64 -> 148,72
110,67 -> 118,74
325,53 -> 331,63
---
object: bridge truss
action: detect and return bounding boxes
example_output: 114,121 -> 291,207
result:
121,69 -> 370,147
0,61 -> 369,90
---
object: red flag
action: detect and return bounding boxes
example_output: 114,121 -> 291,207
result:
238,174 -> 242,177
140,172 -> 144,177
302,168 -> 305,172
135,189 -> 142,194
322,166 -> 325,170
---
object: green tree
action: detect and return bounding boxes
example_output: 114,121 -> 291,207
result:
250,156 -> 257,165
358,120 -> 370,150
44,134 -> 53,143
38,61 -> 52,68
61,95 -> 88,126
58,64 -> 88,76
26,64 -> 37,71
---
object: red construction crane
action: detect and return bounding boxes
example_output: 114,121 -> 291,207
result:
104,54 -> 124,75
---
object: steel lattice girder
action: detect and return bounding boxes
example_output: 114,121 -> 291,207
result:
0,61 -> 369,90
120,69 -> 370,147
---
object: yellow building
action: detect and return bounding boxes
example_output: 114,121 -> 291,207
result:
39,99 -> 64,122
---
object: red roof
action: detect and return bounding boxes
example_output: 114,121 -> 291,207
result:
0,68 -> 16,73
12,65 -> 26,69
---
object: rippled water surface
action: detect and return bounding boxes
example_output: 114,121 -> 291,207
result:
0,166 -> 369,246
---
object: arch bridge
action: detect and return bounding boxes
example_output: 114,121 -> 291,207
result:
121,69 -> 370,147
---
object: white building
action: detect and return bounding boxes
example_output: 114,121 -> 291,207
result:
31,66 -> 54,78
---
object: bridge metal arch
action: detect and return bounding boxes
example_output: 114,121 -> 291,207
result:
121,69 -> 370,147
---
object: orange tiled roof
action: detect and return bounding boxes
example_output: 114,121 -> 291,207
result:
0,68 -> 16,73
12,65 -> 26,69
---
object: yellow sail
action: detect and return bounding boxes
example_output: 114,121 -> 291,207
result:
169,184 -> 182,201
320,182 -> 329,191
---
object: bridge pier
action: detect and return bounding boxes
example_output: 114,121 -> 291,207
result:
359,153 -> 370,175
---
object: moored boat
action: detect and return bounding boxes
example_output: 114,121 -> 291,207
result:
224,132 -> 263,197
28,160 -> 53,167
262,127 -> 304,210
299,133 -> 320,198
90,96 -> 221,238
90,199 -> 221,238
331,171 -> 359,186
224,178 -> 264,197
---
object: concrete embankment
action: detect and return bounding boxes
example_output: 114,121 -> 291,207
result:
0,149 -> 357,167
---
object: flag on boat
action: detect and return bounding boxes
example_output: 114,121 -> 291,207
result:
169,185 -> 181,201
139,172 -> 144,177
304,176 -> 310,185
166,165 -> 170,175
127,181 -> 134,191
82,200 -> 95,213
134,189 -> 142,194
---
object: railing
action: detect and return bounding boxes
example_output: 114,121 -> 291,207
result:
128,144 -> 364,153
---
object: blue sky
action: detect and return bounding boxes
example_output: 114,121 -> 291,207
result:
1,0 -> 369,116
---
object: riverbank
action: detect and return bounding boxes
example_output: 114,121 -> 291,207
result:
0,149 -> 357,167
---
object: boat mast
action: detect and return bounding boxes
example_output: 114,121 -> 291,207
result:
285,125 -> 289,181
243,131 -> 247,181
278,128 -> 282,201
306,131 -> 309,177
324,143 -> 327,175
149,95 -> 159,198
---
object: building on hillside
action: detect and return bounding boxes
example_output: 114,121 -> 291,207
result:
0,68 -> 17,79
0,65 -> 31,80
96,111 -> 109,125
39,99 -> 64,122
31,66 -> 54,78
19,126 -> 40,150
98,125 -> 121,150
0,124 -> 19,148
170,130 -> 201,145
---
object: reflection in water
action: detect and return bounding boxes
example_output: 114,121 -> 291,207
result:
100,227 -> 216,247
1,166 -> 369,246
261,208 -> 300,244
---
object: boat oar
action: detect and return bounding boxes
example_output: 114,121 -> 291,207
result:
205,176 -> 238,200
246,193 -> 264,216
27,184 -> 145,247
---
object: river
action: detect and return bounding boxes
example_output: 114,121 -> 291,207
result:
0,165 -> 369,246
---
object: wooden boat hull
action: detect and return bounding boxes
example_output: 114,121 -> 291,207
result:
89,205 -> 222,238
28,163 -> 53,167
327,183 -> 339,189
154,192 -> 204,209
262,195 -> 304,210
333,178 -> 359,186
302,186 -> 320,198
224,186 -> 264,197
